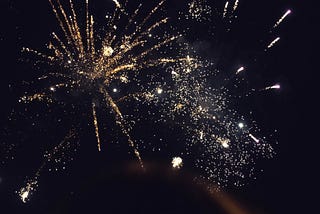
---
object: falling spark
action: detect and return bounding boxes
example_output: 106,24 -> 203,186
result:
223,1 -> 229,18
92,102 -> 101,152
233,0 -> 239,13
273,9 -> 291,29
172,157 -> 183,169
112,0 -> 121,9
249,134 -> 260,143
266,37 -> 280,50
236,66 -> 244,74
263,84 -> 281,91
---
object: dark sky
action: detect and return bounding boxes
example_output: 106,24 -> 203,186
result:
0,0 -> 317,213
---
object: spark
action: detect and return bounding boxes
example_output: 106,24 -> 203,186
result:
263,84 -> 281,91
92,102 -> 101,152
233,0 -> 239,13
266,37 -> 280,50
238,122 -> 244,129
249,134 -> 260,143
236,66 -> 244,74
223,1 -> 229,18
112,0 -> 121,9
172,157 -> 183,169
113,88 -> 118,93
157,88 -> 163,95
273,9 -> 292,29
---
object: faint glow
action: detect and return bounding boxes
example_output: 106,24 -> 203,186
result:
50,86 -> 56,92
172,157 -> 183,169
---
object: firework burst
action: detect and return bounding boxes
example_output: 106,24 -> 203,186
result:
1,0 -> 291,203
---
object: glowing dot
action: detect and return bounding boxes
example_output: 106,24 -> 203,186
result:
172,157 -> 183,169
50,87 -> 56,92
113,88 -> 118,93
67,60 -> 72,64
238,122 -> 244,129
157,88 -> 163,94
222,141 -> 230,148
103,46 -> 114,57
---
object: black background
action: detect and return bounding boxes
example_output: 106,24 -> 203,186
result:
0,0 -> 317,213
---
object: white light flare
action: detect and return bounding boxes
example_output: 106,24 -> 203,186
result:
266,37 -> 280,50
249,133 -> 260,143
273,9 -> 292,29
172,157 -> 183,169
236,66 -> 245,74
113,88 -> 118,93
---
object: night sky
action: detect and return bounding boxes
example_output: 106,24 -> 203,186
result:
0,0 -> 317,213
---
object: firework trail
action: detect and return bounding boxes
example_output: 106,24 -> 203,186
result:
266,37 -> 281,50
19,130 -> 77,203
273,9 -> 292,29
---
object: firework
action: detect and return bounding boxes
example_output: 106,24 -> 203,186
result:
1,0 -> 292,203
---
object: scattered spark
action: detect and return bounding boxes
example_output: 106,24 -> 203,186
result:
172,157 -> 183,169
273,9 -> 292,29
186,0 -> 212,22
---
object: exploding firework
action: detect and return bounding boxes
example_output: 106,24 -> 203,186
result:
1,0 -> 291,203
